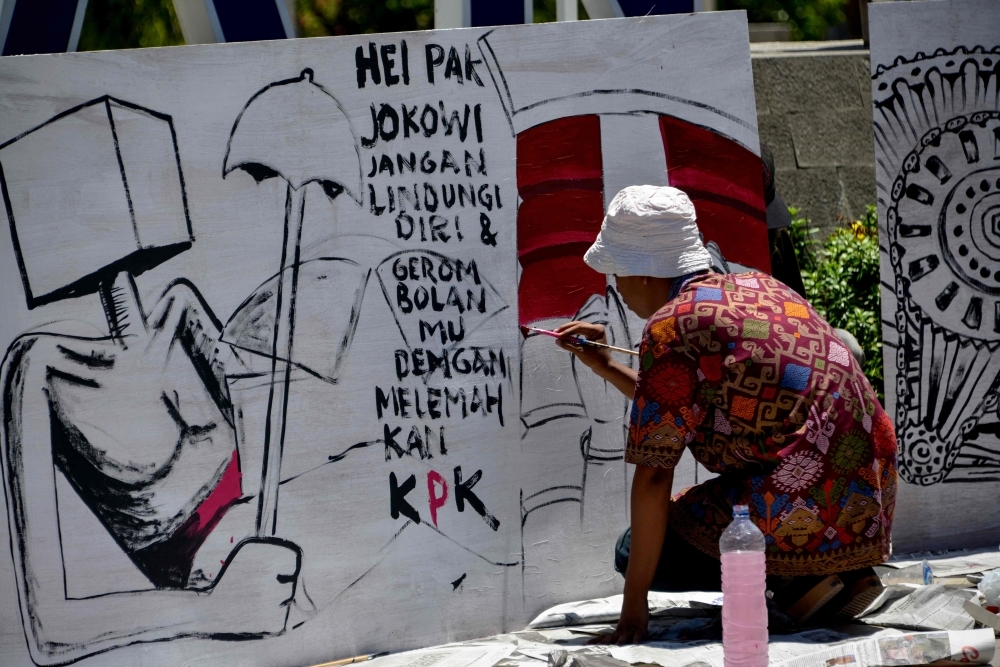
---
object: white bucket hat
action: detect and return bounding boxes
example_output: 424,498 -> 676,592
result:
583,185 -> 712,278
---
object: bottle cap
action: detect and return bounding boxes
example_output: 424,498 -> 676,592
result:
733,504 -> 749,517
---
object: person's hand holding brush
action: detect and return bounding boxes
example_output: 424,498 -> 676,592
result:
554,321 -> 638,399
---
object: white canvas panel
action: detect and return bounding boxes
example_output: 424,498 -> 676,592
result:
0,14 -> 763,667
869,0 -> 1000,552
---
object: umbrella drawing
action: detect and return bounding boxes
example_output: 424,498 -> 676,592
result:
223,68 -> 363,536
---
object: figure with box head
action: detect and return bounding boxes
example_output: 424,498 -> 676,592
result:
0,69 -> 363,664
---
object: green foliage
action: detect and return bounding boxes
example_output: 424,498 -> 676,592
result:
719,0 -> 847,40
533,0 -> 591,22
78,0 -> 183,51
297,0 -> 433,36
790,206 -> 884,401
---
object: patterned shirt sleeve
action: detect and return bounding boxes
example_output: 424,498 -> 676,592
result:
626,311 -> 703,469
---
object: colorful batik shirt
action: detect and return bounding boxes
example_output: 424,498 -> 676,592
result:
627,273 -> 897,576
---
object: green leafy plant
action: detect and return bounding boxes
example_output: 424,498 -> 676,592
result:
790,205 -> 884,401
297,0 -> 433,36
78,0 -> 183,51
719,0 -> 848,41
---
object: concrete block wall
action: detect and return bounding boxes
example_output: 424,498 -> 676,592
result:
752,41 -> 876,236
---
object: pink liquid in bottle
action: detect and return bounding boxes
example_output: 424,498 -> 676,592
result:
720,505 -> 768,667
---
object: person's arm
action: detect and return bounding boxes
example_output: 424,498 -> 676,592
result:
595,464 -> 674,645
553,321 -> 637,398
591,303 -> 698,645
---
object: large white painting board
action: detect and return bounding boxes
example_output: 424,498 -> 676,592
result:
870,0 -> 1000,552
0,14 -> 765,667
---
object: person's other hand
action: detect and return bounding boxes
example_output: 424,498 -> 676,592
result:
587,593 -> 649,645
553,321 -> 612,371
207,539 -> 300,636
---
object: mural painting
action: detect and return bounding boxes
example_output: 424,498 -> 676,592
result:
0,14 -> 766,666
870,0 -> 1000,551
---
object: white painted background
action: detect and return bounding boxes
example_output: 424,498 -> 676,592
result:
0,14 -> 758,667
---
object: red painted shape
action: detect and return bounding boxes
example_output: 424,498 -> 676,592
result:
427,470 -> 449,527
659,115 -> 770,272
519,254 -> 607,326
517,116 -> 605,325
517,115 -> 603,193
184,450 -> 243,539
132,450 -> 243,587
517,189 -> 606,259
516,113 -> 772,327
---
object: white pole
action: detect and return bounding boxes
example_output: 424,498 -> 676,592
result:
67,0 -> 89,51
435,0 -> 471,28
173,0 -> 218,44
557,0 -> 578,21
579,0 -> 623,19
0,0 -> 17,52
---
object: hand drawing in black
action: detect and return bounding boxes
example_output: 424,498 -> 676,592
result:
517,287 -> 634,594
874,47 -> 1000,484
0,98 -> 300,665
222,68 -> 364,538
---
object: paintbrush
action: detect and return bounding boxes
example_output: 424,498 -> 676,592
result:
309,652 -> 389,667
519,326 -> 639,357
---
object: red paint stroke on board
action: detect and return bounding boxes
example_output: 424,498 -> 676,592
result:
516,113 -> 771,326
517,115 -> 606,326
427,470 -> 449,527
659,115 -> 770,272
132,450 -> 243,587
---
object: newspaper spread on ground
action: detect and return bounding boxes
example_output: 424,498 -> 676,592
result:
859,584 -> 978,631
364,643 -> 516,667
608,628 -> 995,667
888,548 -> 1000,577
352,584 -> 996,667
527,592 -> 722,629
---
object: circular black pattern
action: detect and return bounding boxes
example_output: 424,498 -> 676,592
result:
875,45 -> 1000,485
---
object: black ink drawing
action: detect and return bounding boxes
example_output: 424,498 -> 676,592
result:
0,67 -> 374,664
222,68 -> 364,537
0,96 -> 307,665
874,46 -> 1000,484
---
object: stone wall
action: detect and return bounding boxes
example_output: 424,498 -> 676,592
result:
752,40 -> 876,236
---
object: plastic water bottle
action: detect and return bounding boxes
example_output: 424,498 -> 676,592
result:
720,504 -> 768,667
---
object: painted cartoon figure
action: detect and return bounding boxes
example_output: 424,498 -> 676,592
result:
0,69 -> 364,664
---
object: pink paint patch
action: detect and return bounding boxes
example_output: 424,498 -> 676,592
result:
427,470 -> 449,527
